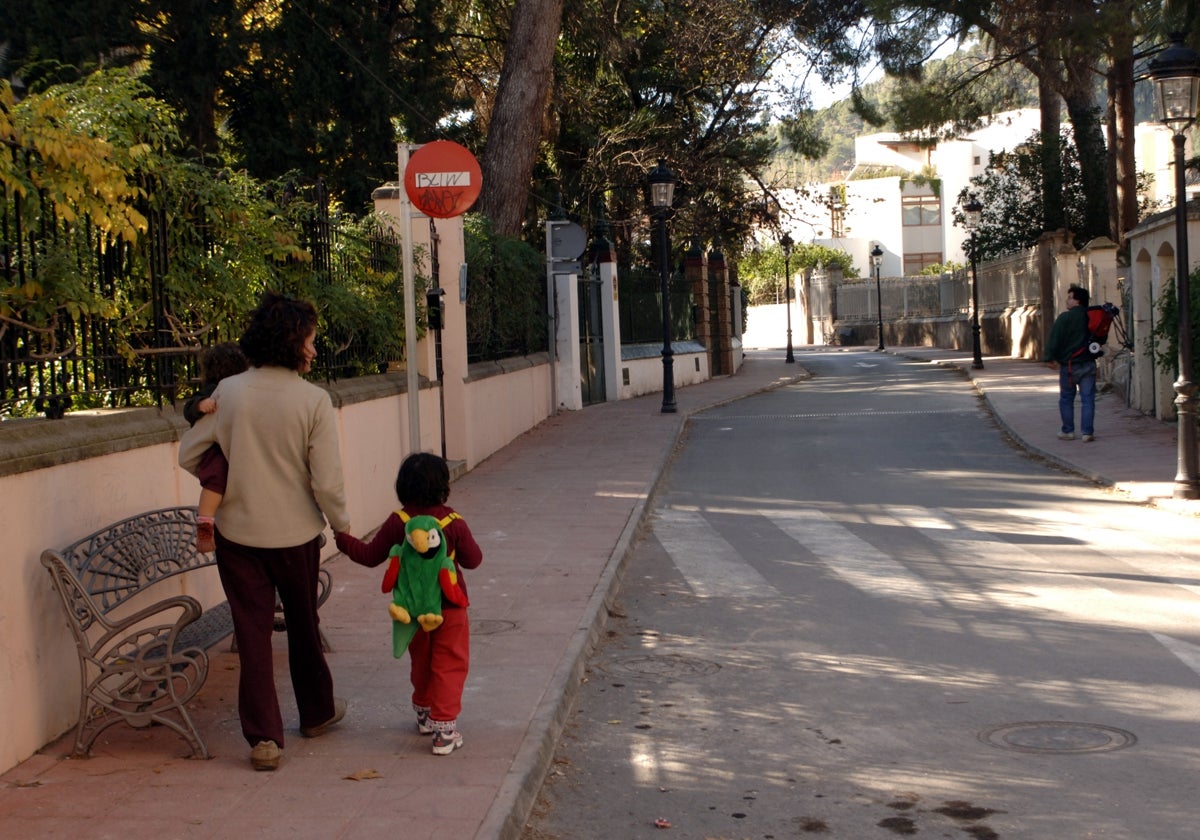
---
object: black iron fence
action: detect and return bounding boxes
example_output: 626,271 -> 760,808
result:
618,265 -> 695,345
1,178 -> 401,419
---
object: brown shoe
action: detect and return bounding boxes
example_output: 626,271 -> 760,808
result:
250,740 -> 281,771
197,519 -> 216,554
300,697 -> 346,738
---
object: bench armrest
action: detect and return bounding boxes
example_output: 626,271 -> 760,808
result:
90,594 -> 204,661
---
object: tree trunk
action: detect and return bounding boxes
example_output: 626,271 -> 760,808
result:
1108,39 -> 1137,258
1063,77 -> 1112,244
1039,76 -> 1065,232
477,0 -> 565,236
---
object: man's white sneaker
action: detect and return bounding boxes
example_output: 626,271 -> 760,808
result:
1057,432 -> 1076,440
1082,434 -> 1095,442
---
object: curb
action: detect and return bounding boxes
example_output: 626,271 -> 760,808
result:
484,366 -> 811,839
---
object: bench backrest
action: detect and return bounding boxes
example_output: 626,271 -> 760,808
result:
42,506 -> 211,618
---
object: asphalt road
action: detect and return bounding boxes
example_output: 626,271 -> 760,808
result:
522,350 -> 1200,840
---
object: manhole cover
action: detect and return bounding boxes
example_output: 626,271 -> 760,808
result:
979,721 -> 1136,754
600,653 -> 721,680
471,619 -> 517,636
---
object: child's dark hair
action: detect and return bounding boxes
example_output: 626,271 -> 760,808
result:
395,452 -> 450,507
199,342 -> 249,386
1068,284 -> 1090,307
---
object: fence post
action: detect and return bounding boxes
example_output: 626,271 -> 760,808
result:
709,246 -> 733,375
589,221 -> 622,402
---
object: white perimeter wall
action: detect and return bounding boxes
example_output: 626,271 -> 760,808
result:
0,359 -> 551,773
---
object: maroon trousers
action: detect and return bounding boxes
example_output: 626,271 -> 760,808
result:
215,532 -> 335,747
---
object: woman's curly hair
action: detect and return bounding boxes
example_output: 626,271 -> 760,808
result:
239,291 -> 318,370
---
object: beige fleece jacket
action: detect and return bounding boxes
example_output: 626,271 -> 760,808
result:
178,365 -> 350,547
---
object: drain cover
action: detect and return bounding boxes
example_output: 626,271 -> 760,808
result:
600,653 -> 721,680
471,619 -> 517,636
979,721 -> 1136,754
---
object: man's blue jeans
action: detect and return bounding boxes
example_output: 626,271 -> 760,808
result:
1059,358 -> 1097,436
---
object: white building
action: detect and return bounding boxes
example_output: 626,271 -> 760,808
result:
778,109 -> 1178,278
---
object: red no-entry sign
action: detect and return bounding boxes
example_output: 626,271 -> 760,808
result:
404,141 -> 483,218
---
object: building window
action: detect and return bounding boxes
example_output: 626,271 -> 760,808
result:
901,195 -> 941,226
829,186 -> 846,238
903,252 -> 943,274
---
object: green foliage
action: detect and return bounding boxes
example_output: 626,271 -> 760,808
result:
1149,268 -> 1200,382
2,72 -> 414,406
0,72 -> 175,334
884,42 -> 1040,138
951,130 -> 1087,262
918,261 -> 964,275
737,241 -> 853,305
462,214 -> 547,361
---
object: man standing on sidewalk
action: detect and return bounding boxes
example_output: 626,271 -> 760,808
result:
1045,284 -> 1096,442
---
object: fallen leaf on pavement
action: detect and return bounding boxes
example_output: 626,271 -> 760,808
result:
344,768 -> 382,781
654,818 -> 671,828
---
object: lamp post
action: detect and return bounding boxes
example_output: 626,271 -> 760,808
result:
648,159 -> 677,413
871,244 -> 884,351
781,232 -> 795,363
1149,34 -> 1200,500
962,193 -> 985,369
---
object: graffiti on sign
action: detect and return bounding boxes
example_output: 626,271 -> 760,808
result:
404,142 -> 482,219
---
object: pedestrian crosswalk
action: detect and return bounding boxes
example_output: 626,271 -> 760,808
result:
650,503 -> 1200,678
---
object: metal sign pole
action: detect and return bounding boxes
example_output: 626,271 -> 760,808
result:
398,143 -> 421,454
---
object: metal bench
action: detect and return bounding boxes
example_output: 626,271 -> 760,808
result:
40,506 -> 331,759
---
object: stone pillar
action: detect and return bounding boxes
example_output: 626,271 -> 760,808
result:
590,222 -> 622,402
709,247 -> 734,375
551,269 -> 582,411
685,239 -> 708,350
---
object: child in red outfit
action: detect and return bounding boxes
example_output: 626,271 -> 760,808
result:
182,343 -> 248,553
335,452 -> 482,755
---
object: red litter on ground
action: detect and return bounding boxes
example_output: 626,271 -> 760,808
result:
404,140 -> 482,219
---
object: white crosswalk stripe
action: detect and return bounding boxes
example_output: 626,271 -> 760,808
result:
769,507 -> 942,602
653,508 -> 776,599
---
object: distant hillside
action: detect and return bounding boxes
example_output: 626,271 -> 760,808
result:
768,44 -> 1042,186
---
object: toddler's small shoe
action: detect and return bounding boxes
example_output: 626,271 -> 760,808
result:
250,740 -> 280,771
416,708 -> 433,735
432,729 -> 463,755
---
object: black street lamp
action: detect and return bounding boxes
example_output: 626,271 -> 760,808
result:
648,159 -> 678,413
1149,34 -> 1200,500
781,232 -> 795,363
871,244 -> 884,351
962,193 -> 985,370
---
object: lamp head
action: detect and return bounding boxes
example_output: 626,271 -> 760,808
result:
647,159 -> 676,209
1149,34 -> 1200,132
963,193 -> 983,230
871,244 -> 883,268
780,232 -> 793,258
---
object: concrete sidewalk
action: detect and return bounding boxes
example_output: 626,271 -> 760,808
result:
1,347 -> 1195,840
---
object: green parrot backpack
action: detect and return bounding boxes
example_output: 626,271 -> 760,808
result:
380,510 -> 469,657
